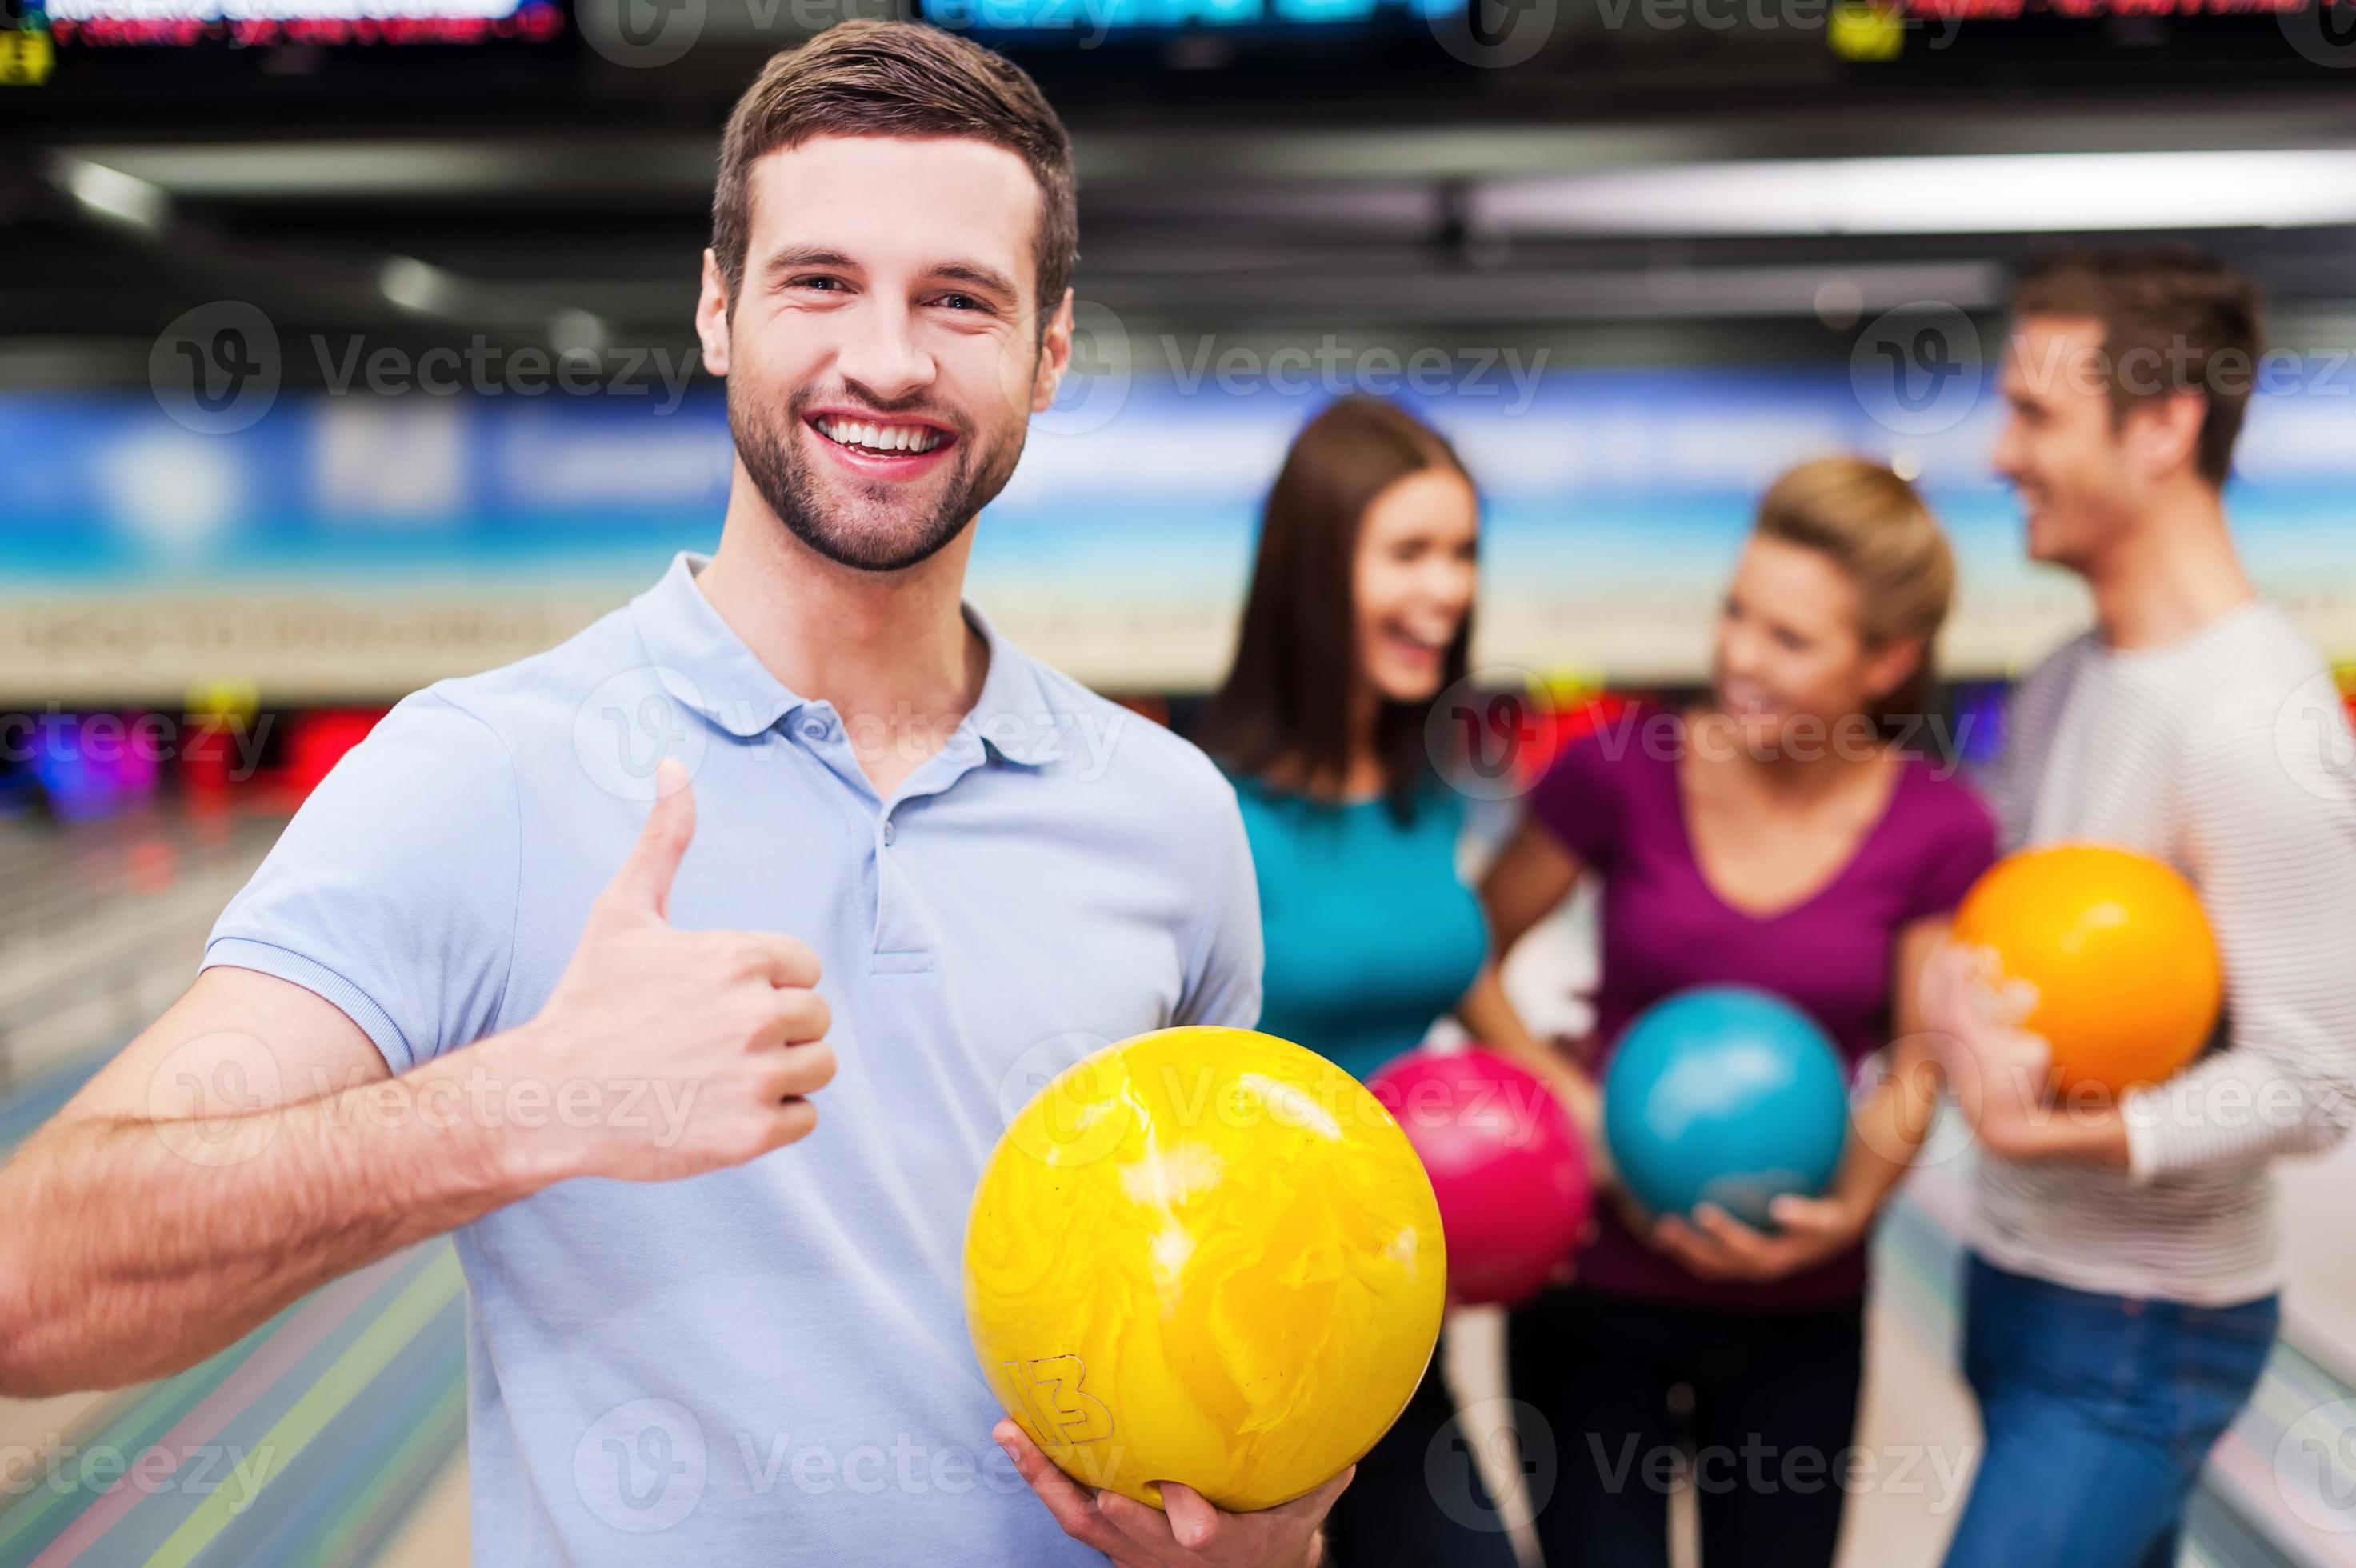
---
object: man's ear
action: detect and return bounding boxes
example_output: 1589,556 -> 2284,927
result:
2126,390 -> 2206,486
696,249 -> 731,378
1030,288 -> 1076,415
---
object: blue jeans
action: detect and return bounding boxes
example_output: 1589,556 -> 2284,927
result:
1943,1254 -> 2279,1568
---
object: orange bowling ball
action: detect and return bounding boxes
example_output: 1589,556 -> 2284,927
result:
1950,844 -> 2222,1096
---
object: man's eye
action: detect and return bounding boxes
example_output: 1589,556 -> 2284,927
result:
938,294 -> 980,311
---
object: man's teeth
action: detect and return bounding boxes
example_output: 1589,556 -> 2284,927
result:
815,417 -> 945,454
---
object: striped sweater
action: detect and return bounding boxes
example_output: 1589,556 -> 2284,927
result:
1973,602 -> 2356,1306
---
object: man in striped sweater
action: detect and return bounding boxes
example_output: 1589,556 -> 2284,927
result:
1928,247 -> 2356,1566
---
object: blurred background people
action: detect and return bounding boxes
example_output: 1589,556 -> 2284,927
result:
1930,248 -> 2356,1568
1202,394 -> 1549,1568
1481,458 -> 1994,1566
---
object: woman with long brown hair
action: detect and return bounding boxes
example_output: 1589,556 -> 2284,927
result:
1202,395 -> 1552,1566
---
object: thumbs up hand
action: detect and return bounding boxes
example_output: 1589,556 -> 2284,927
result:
502,759 -> 837,1183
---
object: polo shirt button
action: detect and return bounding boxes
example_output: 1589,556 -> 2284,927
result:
800,718 -> 829,742
882,820 -> 896,846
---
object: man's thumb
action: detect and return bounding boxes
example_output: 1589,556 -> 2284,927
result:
606,759 -> 696,922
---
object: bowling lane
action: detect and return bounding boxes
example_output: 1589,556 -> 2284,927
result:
0,812 -> 470,1568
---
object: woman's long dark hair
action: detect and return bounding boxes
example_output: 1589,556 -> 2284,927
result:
1201,397 -> 1475,823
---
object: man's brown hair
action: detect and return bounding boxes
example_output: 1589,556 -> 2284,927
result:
710,20 -> 1078,328
2010,245 -> 2264,488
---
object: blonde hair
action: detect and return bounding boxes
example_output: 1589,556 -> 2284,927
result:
1752,456 -> 1956,735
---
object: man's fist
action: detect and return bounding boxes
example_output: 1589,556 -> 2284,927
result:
501,759 -> 837,1182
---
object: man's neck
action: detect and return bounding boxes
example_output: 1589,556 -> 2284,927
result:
695,476 -> 988,790
2083,485 -> 2254,652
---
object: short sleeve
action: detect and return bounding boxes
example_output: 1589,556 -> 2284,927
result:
1526,730 -> 1626,874
202,686 -> 522,1075
1899,775 -> 2000,924
1174,774 -> 1265,1031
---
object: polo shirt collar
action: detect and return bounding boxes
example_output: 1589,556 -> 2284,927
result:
960,601 -> 1062,769
628,552 -> 1061,767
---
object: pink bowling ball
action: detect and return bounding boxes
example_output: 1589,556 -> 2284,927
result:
1367,1047 -> 1592,1306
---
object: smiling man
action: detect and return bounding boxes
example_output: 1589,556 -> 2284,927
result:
0,22 -> 1341,1567
1929,247 -> 2356,1566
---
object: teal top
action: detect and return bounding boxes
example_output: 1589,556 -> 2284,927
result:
1227,771 -> 1490,1083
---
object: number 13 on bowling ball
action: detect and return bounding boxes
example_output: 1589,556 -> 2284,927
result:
962,1026 -> 1446,1512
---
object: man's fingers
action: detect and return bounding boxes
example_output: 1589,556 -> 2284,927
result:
763,1097 -> 820,1152
1102,1487 -> 1187,1557
760,986 -> 831,1050
744,933 -> 821,991
766,1040 -> 837,1101
995,1422 -> 1122,1553
1153,1482 -> 1224,1552
603,760 -> 695,922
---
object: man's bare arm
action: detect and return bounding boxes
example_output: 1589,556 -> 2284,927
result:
0,765 -> 835,1397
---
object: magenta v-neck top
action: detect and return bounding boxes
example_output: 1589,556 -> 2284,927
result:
1530,707 -> 1998,1309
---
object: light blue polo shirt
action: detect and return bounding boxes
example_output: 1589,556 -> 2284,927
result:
203,552 -> 1263,1566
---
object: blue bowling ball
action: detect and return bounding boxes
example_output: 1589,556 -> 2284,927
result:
1602,986 -> 1850,1227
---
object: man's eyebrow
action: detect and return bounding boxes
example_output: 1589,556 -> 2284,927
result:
762,246 -> 859,280
926,262 -> 1020,299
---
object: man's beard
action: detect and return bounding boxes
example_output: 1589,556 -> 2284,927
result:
730,377 -> 1024,574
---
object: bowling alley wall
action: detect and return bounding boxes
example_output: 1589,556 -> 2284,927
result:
5,363 -> 2354,709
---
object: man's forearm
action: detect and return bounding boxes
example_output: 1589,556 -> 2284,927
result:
0,1035 -> 566,1396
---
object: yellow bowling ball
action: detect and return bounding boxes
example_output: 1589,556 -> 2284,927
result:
1951,843 -> 2223,1097
963,1026 -> 1446,1513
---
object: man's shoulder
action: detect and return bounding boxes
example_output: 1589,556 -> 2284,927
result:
1016,654 -> 1238,818
2012,627 -> 2102,703
2176,606 -> 2350,787
414,600 -> 649,739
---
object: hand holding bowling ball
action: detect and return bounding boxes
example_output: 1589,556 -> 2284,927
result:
964,1027 -> 1445,1515
991,1417 -> 1351,1568
1947,844 -> 2222,1097
1366,1047 -> 1594,1306
1601,987 -> 1852,1230
1643,1186 -> 1876,1284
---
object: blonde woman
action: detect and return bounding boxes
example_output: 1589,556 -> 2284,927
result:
1483,458 -> 1998,1566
